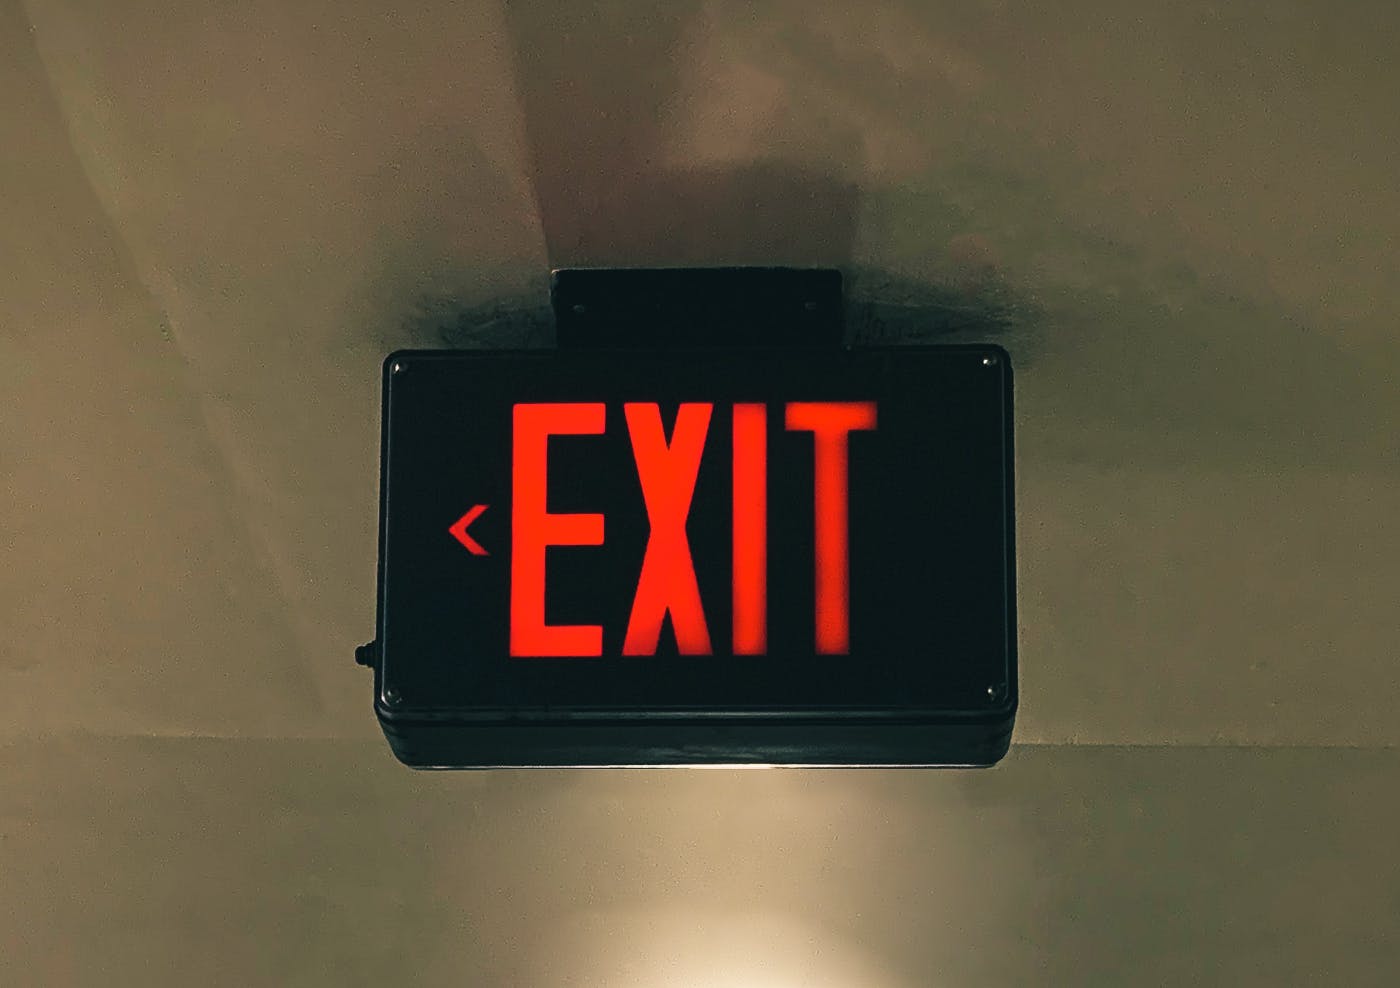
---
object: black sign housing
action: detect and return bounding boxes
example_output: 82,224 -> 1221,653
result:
368,344 -> 1016,766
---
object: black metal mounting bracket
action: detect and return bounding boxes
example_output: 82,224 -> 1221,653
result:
549,267 -> 844,349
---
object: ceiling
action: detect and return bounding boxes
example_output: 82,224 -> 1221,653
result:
4,0 -> 1397,982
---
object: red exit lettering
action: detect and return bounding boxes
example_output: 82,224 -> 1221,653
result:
509,401 -> 876,657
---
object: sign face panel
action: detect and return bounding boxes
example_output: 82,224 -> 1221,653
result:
372,345 -> 1015,766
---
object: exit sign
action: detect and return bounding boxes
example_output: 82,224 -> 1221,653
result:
367,345 -> 1016,767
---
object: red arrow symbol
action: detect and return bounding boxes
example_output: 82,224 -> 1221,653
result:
448,504 -> 490,555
